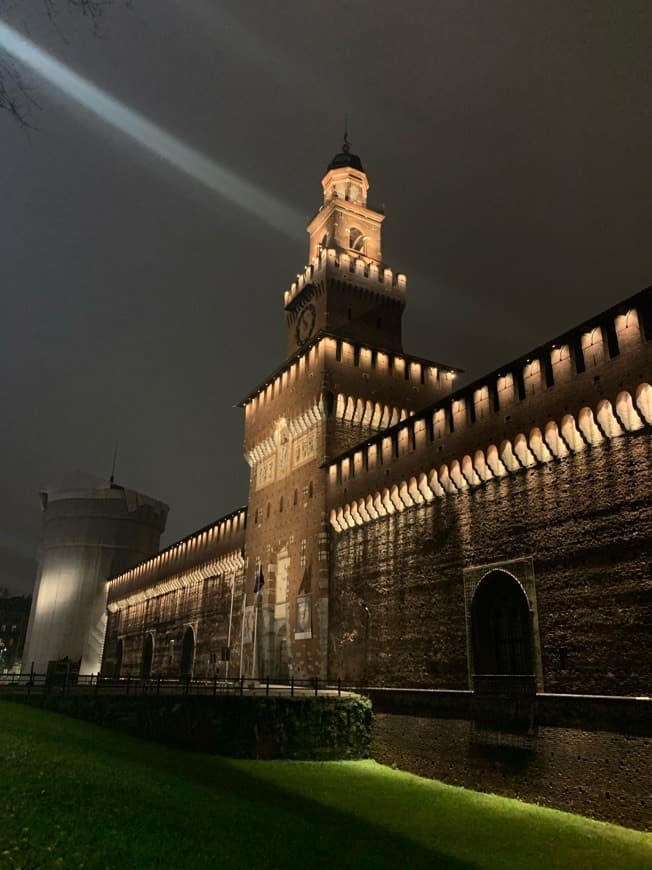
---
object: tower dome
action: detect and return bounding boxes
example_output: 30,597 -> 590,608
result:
326,132 -> 364,173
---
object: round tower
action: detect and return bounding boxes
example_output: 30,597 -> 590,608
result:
22,478 -> 168,675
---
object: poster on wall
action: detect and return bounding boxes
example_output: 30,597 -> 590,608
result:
295,594 -> 312,640
243,606 -> 255,645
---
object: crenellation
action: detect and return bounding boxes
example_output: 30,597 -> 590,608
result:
329,375 -> 651,536
284,247 -> 407,309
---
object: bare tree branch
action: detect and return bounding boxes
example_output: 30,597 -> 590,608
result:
0,0 -> 126,125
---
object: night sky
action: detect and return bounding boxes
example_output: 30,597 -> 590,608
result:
2,2 -> 652,594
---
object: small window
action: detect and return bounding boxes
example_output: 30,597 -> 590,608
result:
254,508 -> 259,524
308,481 -> 314,499
349,227 -> 366,253
279,496 -> 284,513
293,489 -> 298,506
266,503 -> 271,519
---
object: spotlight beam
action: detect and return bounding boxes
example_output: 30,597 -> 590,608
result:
0,20 -> 305,240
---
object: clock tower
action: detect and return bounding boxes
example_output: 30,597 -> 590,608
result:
239,140 -> 457,681
285,135 -> 404,356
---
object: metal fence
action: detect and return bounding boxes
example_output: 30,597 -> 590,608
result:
0,672 -> 356,699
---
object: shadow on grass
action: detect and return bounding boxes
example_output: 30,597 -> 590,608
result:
131,748 -> 477,869
1,701 -> 475,870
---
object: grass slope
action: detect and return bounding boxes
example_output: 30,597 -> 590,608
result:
0,702 -> 649,869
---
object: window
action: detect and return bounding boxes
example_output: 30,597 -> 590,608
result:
308,481 -> 314,499
349,227 -> 366,253
180,627 -> 195,679
293,489 -> 298,506
279,496 -> 284,513
266,502 -> 271,519
141,634 -> 154,679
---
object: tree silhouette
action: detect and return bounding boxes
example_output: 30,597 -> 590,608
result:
0,0 -> 122,125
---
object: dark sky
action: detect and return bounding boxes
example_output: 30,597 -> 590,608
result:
2,1 -> 652,594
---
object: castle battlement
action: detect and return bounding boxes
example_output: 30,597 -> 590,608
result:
284,247 -> 406,309
106,507 -> 247,606
325,288 -> 651,518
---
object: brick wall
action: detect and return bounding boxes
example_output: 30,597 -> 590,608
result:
372,712 -> 651,830
329,430 -> 652,696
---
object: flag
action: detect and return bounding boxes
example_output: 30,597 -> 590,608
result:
253,564 -> 265,594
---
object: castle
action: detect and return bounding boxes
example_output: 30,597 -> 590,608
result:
101,141 -> 652,701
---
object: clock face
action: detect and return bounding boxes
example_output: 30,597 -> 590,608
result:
296,304 -> 316,345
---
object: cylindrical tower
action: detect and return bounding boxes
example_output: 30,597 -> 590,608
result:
22,479 -> 168,675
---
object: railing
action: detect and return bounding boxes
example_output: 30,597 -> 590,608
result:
0,672 -> 357,699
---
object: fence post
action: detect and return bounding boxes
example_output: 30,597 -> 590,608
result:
126,675 -> 131,696
240,675 -> 244,696
314,677 -> 318,697
338,678 -> 341,697
157,676 -> 161,696
265,676 -> 270,697
213,676 -> 217,697
291,677 -> 294,697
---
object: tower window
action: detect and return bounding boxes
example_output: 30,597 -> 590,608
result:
279,496 -> 284,513
266,503 -> 271,519
349,228 -> 366,254
308,481 -> 314,499
293,489 -> 298,506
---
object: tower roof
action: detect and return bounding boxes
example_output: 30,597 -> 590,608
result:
326,132 -> 364,173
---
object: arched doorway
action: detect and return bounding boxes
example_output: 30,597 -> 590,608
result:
471,570 -> 533,675
180,627 -> 195,679
114,639 -> 123,679
141,633 -> 153,679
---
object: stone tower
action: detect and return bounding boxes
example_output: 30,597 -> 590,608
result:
240,141 -> 457,680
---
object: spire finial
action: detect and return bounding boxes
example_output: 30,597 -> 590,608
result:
342,116 -> 350,153
109,439 -> 119,486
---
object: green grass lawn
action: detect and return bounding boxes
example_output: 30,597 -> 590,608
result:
0,702 -> 649,869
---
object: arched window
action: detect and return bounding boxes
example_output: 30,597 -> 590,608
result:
349,227 -> 366,253
114,639 -> 123,679
180,626 -> 195,679
320,233 -> 329,250
141,633 -> 154,679
471,570 -> 533,676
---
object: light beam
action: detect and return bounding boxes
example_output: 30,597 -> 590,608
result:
0,19 -> 304,239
